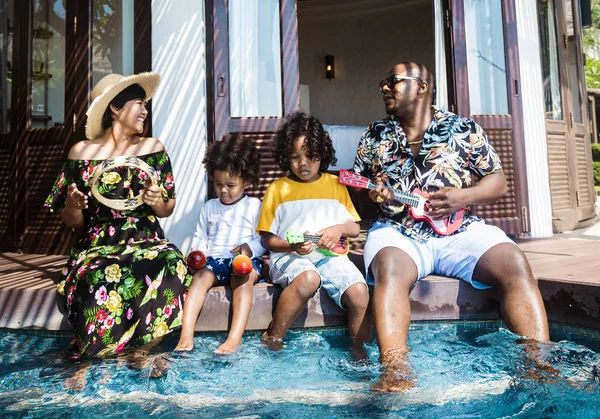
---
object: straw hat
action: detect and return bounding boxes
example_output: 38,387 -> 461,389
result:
85,72 -> 161,140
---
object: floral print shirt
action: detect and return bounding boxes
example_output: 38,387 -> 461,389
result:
353,106 -> 502,242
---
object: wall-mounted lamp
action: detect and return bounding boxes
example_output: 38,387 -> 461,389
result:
325,55 -> 335,80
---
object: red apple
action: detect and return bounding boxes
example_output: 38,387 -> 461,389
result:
187,250 -> 206,270
232,254 -> 253,276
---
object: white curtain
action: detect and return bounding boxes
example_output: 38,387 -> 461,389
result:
229,0 -> 282,117
464,0 -> 509,115
434,0 -> 448,111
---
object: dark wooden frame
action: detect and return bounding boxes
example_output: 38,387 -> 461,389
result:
542,0 -> 596,231
211,0 -> 299,142
449,0 -> 530,235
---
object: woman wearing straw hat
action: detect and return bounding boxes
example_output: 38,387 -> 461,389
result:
45,72 -> 192,369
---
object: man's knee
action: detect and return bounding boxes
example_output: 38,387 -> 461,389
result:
371,247 -> 417,288
477,243 -> 536,289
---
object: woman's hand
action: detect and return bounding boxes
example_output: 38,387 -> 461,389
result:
142,178 -> 162,207
65,183 -> 88,211
231,243 -> 252,258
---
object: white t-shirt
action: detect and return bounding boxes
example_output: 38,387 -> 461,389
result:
191,195 -> 265,258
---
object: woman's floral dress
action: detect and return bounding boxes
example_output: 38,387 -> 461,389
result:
45,150 -> 193,358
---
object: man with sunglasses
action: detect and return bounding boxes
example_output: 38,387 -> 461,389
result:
353,62 -> 549,392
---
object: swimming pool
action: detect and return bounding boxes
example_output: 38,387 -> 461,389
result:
1,322 -> 599,418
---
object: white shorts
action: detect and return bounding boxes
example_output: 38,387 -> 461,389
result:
269,253 -> 366,309
363,220 -> 515,289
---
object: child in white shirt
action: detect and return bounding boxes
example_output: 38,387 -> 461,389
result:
175,134 -> 265,354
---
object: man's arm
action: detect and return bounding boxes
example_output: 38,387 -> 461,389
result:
426,169 -> 507,219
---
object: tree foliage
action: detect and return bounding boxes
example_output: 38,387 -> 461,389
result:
584,0 -> 600,87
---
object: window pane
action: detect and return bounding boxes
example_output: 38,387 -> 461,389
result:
92,0 -> 135,87
229,0 -> 282,118
464,0 -> 508,115
564,0 -> 582,123
31,0 -> 65,129
0,0 -> 13,132
434,0 -> 448,110
538,0 -> 563,120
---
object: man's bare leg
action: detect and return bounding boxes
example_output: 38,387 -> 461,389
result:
472,243 -> 549,341
473,243 -> 556,378
370,247 -> 418,392
175,269 -> 219,351
261,271 -> 321,350
215,270 -> 260,354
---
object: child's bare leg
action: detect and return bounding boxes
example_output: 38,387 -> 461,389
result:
215,270 -> 260,354
175,269 -> 219,351
262,270 -> 320,348
341,282 -> 371,355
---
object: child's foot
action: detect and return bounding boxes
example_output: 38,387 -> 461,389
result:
215,338 -> 242,354
261,331 -> 284,351
174,335 -> 194,352
350,342 -> 368,362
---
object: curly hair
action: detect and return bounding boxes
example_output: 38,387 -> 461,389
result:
203,133 -> 261,186
272,112 -> 337,173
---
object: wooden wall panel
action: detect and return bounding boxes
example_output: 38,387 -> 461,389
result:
0,147 -> 10,241
546,132 -> 571,212
240,132 -> 284,199
471,129 -> 519,231
575,134 -> 591,209
20,144 -> 72,254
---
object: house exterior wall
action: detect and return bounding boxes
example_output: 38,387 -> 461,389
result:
152,0 -> 208,252
148,0 -> 557,247
515,0 -> 554,238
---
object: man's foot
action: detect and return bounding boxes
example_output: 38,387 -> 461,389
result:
261,331 -> 284,351
372,348 -> 416,392
520,341 -> 561,382
174,335 -> 194,352
150,354 -> 169,378
215,338 -> 241,354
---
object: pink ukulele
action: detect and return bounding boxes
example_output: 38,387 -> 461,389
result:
338,169 -> 465,236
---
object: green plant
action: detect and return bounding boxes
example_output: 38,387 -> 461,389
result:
584,0 -> 600,88
592,144 -> 600,162
586,57 -> 600,88
594,161 -> 600,186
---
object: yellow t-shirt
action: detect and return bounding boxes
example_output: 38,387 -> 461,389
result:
256,173 -> 360,261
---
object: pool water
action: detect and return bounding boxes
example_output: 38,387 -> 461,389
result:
0,324 -> 599,418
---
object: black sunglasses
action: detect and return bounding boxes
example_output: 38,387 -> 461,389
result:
379,74 -> 426,92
